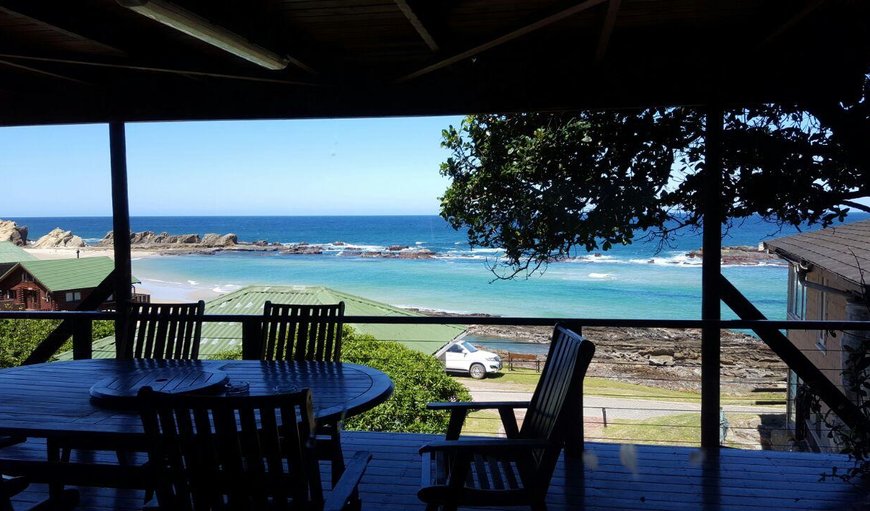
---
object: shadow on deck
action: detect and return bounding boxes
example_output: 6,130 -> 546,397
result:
7,431 -> 868,510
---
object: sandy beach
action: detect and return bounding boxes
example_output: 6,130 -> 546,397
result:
22,246 -> 159,260
19,246 -> 213,303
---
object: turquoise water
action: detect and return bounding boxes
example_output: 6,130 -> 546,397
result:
14,214 -> 868,320
131,251 -> 787,319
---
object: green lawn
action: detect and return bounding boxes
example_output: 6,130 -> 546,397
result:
491,369 -> 784,405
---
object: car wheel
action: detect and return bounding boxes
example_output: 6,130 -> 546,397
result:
469,363 -> 486,379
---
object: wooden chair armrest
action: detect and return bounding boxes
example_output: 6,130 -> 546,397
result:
427,401 -> 530,411
420,438 -> 553,455
429,402 -> 529,439
323,451 -> 371,511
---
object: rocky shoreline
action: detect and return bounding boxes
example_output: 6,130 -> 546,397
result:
0,219 -> 784,264
463,323 -> 787,393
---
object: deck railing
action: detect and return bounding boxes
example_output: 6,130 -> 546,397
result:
0,310 -> 868,451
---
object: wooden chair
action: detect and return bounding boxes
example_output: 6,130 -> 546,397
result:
60,301 -> 206,465
259,301 -> 345,362
137,386 -> 370,511
255,301 -> 346,484
124,301 -> 206,359
418,325 -> 595,511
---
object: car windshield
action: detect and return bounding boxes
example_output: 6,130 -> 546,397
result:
461,341 -> 478,353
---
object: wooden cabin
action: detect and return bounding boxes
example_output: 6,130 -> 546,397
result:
0,257 -> 145,311
765,220 -> 870,451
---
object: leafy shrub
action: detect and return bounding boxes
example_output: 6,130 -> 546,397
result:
340,328 -> 470,433
212,327 -> 470,433
0,318 -> 117,367
0,319 -> 59,368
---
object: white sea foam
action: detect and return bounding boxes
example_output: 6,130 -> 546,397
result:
588,273 -> 615,280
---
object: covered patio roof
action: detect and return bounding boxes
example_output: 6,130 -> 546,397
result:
0,0 -> 867,125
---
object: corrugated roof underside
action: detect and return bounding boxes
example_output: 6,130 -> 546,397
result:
765,220 -> 870,286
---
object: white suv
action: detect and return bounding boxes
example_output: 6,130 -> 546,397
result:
437,340 -> 502,379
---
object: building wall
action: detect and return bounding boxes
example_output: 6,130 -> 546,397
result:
785,263 -> 864,451
0,267 -> 53,311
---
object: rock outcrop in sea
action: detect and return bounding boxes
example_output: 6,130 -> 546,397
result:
0,220 -> 28,246
99,231 -> 237,248
32,228 -> 86,248
687,245 -> 782,265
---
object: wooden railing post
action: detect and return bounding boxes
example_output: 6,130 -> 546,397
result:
72,317 -> 93,360
241,317 -> 263,360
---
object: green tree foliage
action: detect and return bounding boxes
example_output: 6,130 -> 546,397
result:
0,319 -> 116,368
0,319 -> 58,368
440,83 -> 869,277
213,327 -> 470,433
340,329 -> 470,433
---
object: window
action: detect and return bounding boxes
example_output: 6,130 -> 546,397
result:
5,290 -> 14,299
816,283 -> 827,352
787,267 -> 806,320
447,344 -> 463,353
21,273 -> 33,283
65,291 -> 81,302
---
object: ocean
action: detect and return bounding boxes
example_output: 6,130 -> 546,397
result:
11,214 -> 868,325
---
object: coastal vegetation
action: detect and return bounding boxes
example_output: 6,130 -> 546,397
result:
215,327 -> 471,434
0,318 -> 114,368
439,100 -> 868,278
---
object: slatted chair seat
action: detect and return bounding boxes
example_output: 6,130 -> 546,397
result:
253,301 -> 347,485
138,386 -> 370,511
125,301 -> 206,360
419,325 -> 595,511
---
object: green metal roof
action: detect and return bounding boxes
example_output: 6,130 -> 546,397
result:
81,285 -> 466,360
17,257 -> 140,292
0,241 -> 35,263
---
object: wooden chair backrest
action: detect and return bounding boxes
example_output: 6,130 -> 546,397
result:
138,387 -> 323,511
261,301 -> 345,362
125,301 -> 205,360
520,325 -> 595,483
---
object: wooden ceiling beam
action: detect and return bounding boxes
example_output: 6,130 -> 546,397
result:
0,5 -> 127,58
0,59 -> 91,86
595,0 -> 621,63
394,0 -> 439,52
397,0 -> 608,83
759,0 -> 828,48
0,53 -> 316,86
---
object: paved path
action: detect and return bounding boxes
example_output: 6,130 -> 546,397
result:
458,377 -> 783,424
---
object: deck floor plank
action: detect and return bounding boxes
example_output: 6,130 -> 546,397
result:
4,432 -> 868,511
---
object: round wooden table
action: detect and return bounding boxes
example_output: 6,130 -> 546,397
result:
0,359 -> 393,445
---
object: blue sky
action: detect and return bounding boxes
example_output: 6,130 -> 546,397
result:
0,116 -> 464,216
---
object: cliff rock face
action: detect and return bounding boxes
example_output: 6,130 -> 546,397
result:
33,228 -> 86,248
200,233 -> 238,247
0,220 -> 28,246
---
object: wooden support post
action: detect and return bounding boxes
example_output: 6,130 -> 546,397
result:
241,317 -> 263,360
701,103 -> 723,452
110,122 -> 132,359
71,317 -> 92,360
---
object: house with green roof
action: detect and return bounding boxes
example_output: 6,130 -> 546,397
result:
0,256 -> 141,311
84,285 -> 466,359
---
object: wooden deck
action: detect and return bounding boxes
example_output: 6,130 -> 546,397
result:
5,432 -> 868,511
